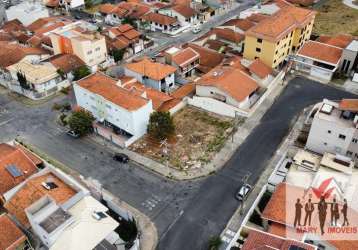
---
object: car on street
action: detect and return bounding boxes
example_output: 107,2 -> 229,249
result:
113,153 -> 129,163
66,130 -> 80,138
236,184 -> 252,201
192,27 -> 201,34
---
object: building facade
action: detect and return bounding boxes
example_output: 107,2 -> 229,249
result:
243,5 -> 316,68
74,73 -> 153,147
50,22 -> 108,71
306,99 -> 358,165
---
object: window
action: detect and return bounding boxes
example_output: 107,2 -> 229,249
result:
290,31 -> 293,37
347,151 -> 353,156
339,134 -> 346,140
256,47 -> 261,52
324,142 -> 327,146
274,59 -> 277,64
257,38 -> 262,43
352,138 -> 358,143
328,130 -> 331,134
106,104 -> 111,109
355,153 -> 358,158
87,50 -> 93,55
275,50 -> 278,54
95,47 -> 100,51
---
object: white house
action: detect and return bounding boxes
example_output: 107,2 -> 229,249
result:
306,99 -> 358,166
248,58 -> 274,87
294,41 -> 343,82
141,12 -> 180,35
74,72 -> 153,147
196,65 -> 259,110
3,166 -> 120,250
59,0 -> 85,10
124,57 -> 177,93
163,47 -> 200,78
158,4 -> 198,26
5,1 -> 49,26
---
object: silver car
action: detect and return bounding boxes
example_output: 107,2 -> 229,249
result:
236,184 -> 252,201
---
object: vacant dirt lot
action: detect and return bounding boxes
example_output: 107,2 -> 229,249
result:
130,107 -> 241,171
313,0 -> 358,36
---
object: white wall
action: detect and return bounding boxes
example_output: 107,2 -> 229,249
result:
74,84 -> 152,139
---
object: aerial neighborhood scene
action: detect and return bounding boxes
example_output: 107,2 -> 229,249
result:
0,0 -> 358,249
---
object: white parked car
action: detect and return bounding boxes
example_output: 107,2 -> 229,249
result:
236,184 -> 252,201
192,27 -> 201,34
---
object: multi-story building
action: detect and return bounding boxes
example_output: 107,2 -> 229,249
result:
124,57 -> 177,93
243,5 -> 316,68
306,99 -> 358,165
163,47 -> 200,78
74,72 -> 153,147
49,22 -> 108,71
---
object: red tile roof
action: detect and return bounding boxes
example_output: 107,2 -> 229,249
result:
48,54 -> 85,73
222,18 -> 255,31
125,57 -> 177,81
339,99 -> 358,112
142,12 -> 177,25
249,58 -> 273,78
297,41 -> 343,65
122,81 -> 173,110
172,4 -> 197,18
0,214 -> 27,250
241,229 -> 315,250
0,143 -> 38,196
186,43 -> 225,73
317,34 -> 354,49
99,3 -> 117,14
246,6 -> 316,42
5,172 -> 77,227
213,28 -> 244,43
197,66 -> 259,102
172,47 -> 200,67
0,42 -> 49,68
77,72 -> 150,111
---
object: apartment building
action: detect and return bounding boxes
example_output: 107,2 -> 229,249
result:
124,57 -> 177,93
74,72 -> 153,147
243,5 -> 316,68
306,99 -> 358,165
50,22 -> 108,71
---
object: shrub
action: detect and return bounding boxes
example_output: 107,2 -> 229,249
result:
147,111 -> 175,140
68,110 -> 94,136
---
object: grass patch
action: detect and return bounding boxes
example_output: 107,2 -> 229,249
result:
313,0 -> 358,36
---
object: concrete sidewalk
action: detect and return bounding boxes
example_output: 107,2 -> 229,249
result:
90,75 -> 287,180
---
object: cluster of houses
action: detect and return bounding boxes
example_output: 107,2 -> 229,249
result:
0,141 -> 125,250
0,0 -> 357,149
226,98 -> 358,250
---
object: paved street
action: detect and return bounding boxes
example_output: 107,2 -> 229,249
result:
157,77 -> 357,250
0,78 -> 355,249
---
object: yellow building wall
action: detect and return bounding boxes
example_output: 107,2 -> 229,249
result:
243,16 -> 315,69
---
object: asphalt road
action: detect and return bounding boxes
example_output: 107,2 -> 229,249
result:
157,77 -> 357,250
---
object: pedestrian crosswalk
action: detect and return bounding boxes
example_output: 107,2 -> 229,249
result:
141,195 -> 162,211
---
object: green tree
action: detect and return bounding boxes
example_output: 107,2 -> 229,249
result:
147,111 -> 175,140
17,72 -> 30,90
68,110 -> 94,136
84,0 -> 93,8
122,17 -> 137,28
73,65 -> 91,81
208,236 -> 222,250
111,48 -> 125,62
57,68 -> 66,80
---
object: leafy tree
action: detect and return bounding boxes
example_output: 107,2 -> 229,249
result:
68,110 -> 94,136
208,236 -> 222,250
122,17 -> 137,28
57,68 -> 66,80
73,65 -> 91,81
17,72 -> 30,90
147,111 -> 175,140
111,48 -> 125,62
84,0 -> 93,8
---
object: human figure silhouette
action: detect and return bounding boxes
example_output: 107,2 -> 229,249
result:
318,196 -> 328,235
294,198 -> 303,227
304,198 -> 314,226
330,198 -> 339,226
342,199 -> 349,226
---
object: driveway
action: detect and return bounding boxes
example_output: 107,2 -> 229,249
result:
157,77 -> 357,250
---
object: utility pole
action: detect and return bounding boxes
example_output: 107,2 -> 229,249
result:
239,172 -> 251,215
